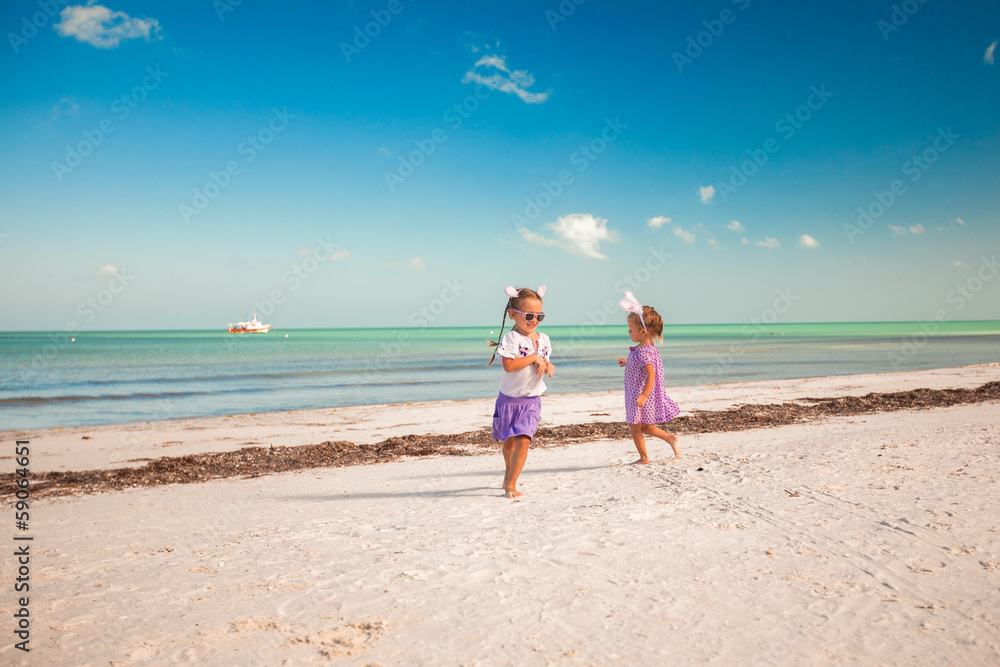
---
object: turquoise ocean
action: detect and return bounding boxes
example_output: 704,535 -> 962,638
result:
2,321 -> 999,430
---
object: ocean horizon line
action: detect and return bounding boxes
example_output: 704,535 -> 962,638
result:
3,319 -> 1000,335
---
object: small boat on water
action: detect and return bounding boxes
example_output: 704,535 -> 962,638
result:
227,308 -> 271,334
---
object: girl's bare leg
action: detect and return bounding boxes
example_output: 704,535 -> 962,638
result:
629,423 -> 650,464
501,440 -> 514,487
503,435 -> 530,498
642,424 -> 681,458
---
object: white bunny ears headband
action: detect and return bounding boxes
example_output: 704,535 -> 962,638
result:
505,285 -> 546,299
618,291 -> 646,329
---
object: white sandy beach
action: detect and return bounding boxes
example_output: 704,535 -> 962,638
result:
2,365 -> 1000,665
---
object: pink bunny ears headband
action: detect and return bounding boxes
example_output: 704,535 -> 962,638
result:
505,285 -> 546,299
618,291 -> 646,329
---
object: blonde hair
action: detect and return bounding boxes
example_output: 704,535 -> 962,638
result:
487,287 -> 544,365
627,306 -> 664,342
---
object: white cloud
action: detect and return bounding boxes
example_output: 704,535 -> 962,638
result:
727,220 -> 743,232
953,260 -> 970,269
955,216 -> 966,227
382,255 -> 425,271
986,40 -> 997,65
461,31 -> 499,54
707,238 -> 719,247
462,55 -> 549,104
378,146 -> 391,157
754,237 -> 780,249
699,185 -> 716,204
797,234 -> 820,249
96,264 -> 122,276
55,5 -> 161,49
518,226 -> 561,248
741,237 -> 749,245
673,226 -> 696,244
474,54 -> 505,70
891,224 -> 925,236
519,213 -> 619,259
647,215 -> 671,229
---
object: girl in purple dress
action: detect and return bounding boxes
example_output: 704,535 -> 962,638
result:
616,292 -> 681,464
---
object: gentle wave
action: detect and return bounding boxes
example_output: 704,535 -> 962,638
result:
0,391 -> 213,408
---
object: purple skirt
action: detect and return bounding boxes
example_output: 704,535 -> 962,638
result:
492,393 -> 541,441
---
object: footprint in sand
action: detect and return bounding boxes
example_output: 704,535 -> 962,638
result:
126,641 -> 159,662
205,616 -> 386,660
286,621 -> 386,658
906,561 -> 946,574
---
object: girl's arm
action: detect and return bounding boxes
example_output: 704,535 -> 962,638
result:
501,354 -> 545,375
636,364 -> 656,407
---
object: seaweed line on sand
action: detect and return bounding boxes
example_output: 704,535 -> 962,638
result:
7,381 -> 999,500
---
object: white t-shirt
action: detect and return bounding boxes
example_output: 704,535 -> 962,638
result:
496,329 -> 552,397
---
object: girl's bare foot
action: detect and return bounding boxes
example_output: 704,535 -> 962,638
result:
506,487 -> 523,498
665,433 -> 681,458
631,458 -> 651,465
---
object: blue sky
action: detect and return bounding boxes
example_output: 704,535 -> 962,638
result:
1,0 -> 998,330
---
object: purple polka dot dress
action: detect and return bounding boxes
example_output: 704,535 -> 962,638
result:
624,344 -> 680,425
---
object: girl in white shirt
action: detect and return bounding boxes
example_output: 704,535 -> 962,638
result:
487,285 -> 555,498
